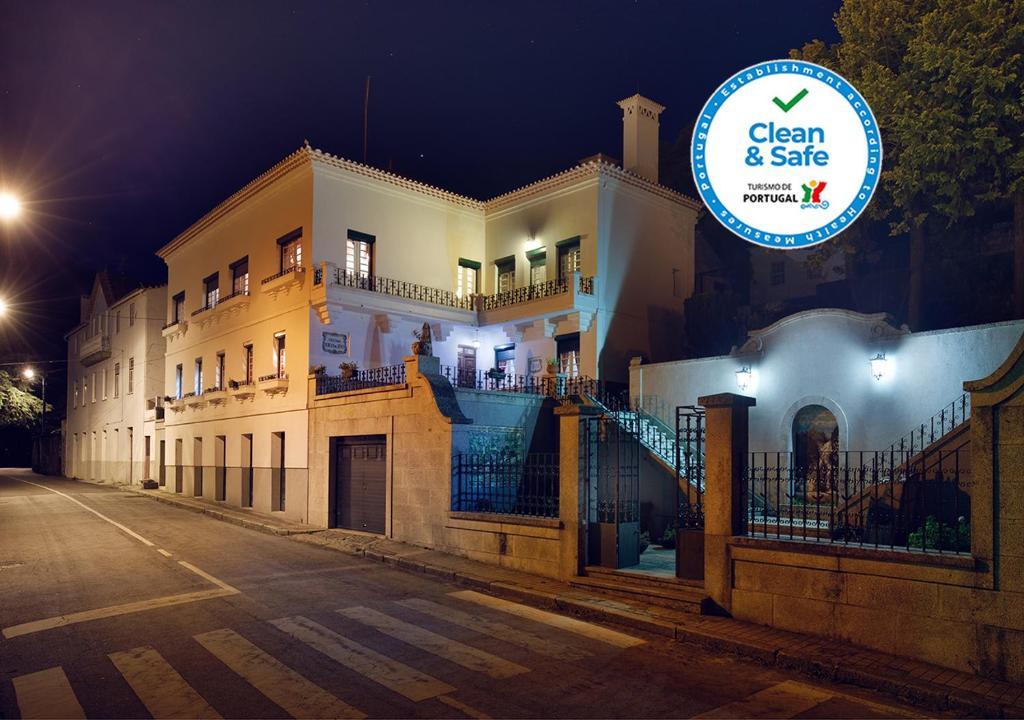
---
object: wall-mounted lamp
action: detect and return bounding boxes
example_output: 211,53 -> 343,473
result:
870,352 -> 888,381
471,329 -> 481,349
735,366 -> 752,392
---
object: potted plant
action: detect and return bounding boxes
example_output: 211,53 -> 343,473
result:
339,361 -> 358,380
309,364 -> 326,376
486,367 -> 506,381
658,524 -> 677,550
546,356 -> 559,375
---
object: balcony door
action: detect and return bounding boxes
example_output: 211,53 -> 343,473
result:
456,345 -> 476,388
346,229 -> 375,284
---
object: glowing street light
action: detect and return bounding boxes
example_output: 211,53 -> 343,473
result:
22,367 -> 35,379
0,297 -> 7,316
0,192 -> 21,220
21,367 -> 46,436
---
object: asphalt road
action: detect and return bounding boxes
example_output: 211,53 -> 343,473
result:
0,470 -> 935,719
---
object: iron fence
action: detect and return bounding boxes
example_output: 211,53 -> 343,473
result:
261,265 -> 301,285
481,277 -> 569,310
675,406 -> 706,529
451,452 -> 560,518
441,366 -> 549,394
330,267 -> 475,310
315,364 -> 407,395
885,393 -> 971,457
743,448 -> 970,554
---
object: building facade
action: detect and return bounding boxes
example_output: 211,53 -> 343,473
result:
64,273 -> 166,485
151,95 -> 699,524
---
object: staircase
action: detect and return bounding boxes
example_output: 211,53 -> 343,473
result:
571,567 -> 714,614
600,405 -> 704,493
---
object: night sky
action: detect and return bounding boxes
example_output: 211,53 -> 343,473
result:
0,0 -> 841,364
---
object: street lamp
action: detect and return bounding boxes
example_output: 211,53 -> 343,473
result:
0,192 -> 21,220
0,297 -> 7,316
22,367 -> 46,436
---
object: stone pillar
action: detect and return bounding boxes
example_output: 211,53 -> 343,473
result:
555,404 -> 603,581
698,392 -> 755,614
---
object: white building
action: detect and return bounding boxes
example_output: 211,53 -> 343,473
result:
152,95 -> 700,524
64,273 -> 166,485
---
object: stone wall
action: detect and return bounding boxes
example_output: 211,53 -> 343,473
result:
308,355 -> 569,579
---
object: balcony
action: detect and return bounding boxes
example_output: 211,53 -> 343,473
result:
144,397 -> 165,422
161,319 -> 188,340
478,272 -> 597,332
79,333 -> 111,366
229,380 -> 256,399
184,391 -> 206,408
216,289 -> 251,315
261,265 -> 305,297
257,373 -> 289,395
203,386 -> 229,404
311,263 -> 475,326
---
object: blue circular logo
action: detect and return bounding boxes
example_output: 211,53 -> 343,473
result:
691,60 -> 883,249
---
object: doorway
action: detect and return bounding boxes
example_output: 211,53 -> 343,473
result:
792,404 -> 839,501
456,345 -> 476,388
331,435 -> 386,534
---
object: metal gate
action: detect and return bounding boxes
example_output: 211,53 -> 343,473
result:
332,435 -> 387,534
581,413 -> 641,569
675,406 -> 706,580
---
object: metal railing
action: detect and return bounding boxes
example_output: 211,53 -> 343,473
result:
441,366 -> 551,394
329,267 -> 476,311
451,452 -> 559,518
315,364 -> 407,395
191,303 -> 215,317
578,275 -> 594,295
743,448 -> 970,554
261,265 -> 302,285
257,372 -> 288,382
885,393 -> 971,457
481,277 -> 568,310
676,406 -> 706,529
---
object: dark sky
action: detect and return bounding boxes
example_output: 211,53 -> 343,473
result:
0,0 -> 841,363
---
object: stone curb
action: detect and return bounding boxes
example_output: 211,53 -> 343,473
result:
113,483 -> 1020,719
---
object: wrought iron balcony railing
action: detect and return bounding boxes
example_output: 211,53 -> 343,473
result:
261,265 -> 301,285
315,364 -> 407,395
257,372 -> 288,382
328,268 -> 476,311
481,277 -> 568,311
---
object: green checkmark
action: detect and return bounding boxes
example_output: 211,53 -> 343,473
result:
772,88 -> 809,112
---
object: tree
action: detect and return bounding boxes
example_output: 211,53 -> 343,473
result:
0,370 -> 46,429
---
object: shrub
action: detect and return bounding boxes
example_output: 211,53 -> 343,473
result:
908,515 -> 970,552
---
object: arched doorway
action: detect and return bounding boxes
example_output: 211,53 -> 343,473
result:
792,404 -> 839,502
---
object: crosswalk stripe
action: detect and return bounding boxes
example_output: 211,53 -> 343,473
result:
270,615 -> 456,702
693,680 -> 834,719
438,694 -> 492,719
448,590 -> 645,649
109,645 -> 221,719
396,597 -> 590,662
337,606 -> 529,679
194,628 -> 366,719
12,667 -> 86,720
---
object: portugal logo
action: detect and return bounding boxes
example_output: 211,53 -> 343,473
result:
691,60 -> 882,249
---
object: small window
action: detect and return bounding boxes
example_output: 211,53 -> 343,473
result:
243,343 -> 254,384
457,258 -> 479,298
73,381 -> 78,409
557,237 -> 581,280
231,257 -> 249,295
102,369 -> 107,400
770,261 -> 786,286
528,250 -> 547,286
345,230 -> 374,277
172,292 -> 185,323
215,352 -> 225,390
194,358 -> 203,395
278,229 -> 303,272
495,256 -> 515,293
113,363 -> 120,398
115,311 -> 121,334
274,333 -> 286,378
128,357 -> 134,394
495,344 -> 516,374
175,364 -> 183,399
129,302 -> 136,326
204,273 -> 219,309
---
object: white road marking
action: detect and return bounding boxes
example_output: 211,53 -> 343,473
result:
109,645 -> 221,719
158,548 -> 173,557
3,586 -> 237,639
397,597 -> 590,661
12,666 -> 86,720
449,591 -> 645,649
14,478 -> 154,546
178,560 -> 240,594
337,606 -> 528,679
195,628 -> 366,719
438,694 -> 492,719
693,680 -> 838,719
271,615 -> 455,701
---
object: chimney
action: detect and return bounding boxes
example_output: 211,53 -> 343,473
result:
616,94 -> 665,184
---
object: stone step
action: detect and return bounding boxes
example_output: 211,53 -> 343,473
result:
584,565 -> 705,591
569,573 -> 710,614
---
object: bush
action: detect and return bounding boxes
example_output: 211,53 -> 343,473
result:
908,515 -> 970,552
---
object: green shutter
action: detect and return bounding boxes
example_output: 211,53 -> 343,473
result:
458,258 -> 481,270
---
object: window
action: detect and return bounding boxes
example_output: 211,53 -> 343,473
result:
278,229 -> 303,272
456,258 -> 479,298
495,256 -> 515,293
243,343 -> 254,384
73,381 -> 78,409
215,352 -> 225,390
113,363 -> 120,398
128,357 -> 134,394
556,333 -> 580,377
231,257 -> 249,295
175,364 -> 183,399
528,250 -> 547,286
83,375 -> 88,403
770,261 -> 786,286
102,369 -> 107,400
495,344 -> 516,375
115,311 -> 121,334
274,333 -> 286,378
557,237 -> 582,280
346,229 -> 374,277
129,302 -> 136,326
91,372 -> 97,402
204,272 -> 219,309
172,292 -> 185,323
194,358 -> 203,395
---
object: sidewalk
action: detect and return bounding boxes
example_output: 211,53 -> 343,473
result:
122,484 -> 1024,718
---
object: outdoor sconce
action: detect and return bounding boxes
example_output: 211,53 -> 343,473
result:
735,366 -> 752,391
471,330 -> 481,349
870,352 -> 888,380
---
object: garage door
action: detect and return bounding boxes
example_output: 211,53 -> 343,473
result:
333,436 -> 386,534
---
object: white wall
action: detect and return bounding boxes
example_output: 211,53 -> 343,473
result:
631,310 -> 1024,452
